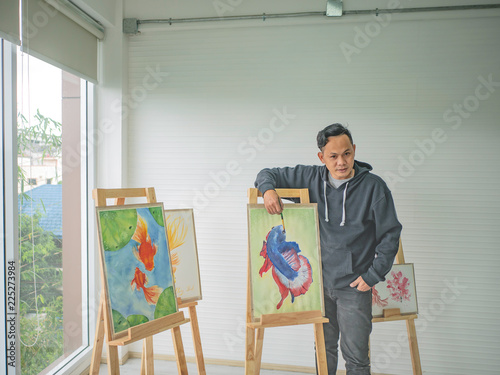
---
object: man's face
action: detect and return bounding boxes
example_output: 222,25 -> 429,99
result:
317,134 -> 356,180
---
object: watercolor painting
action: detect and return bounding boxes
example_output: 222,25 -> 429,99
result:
164,209 -> 202,303
96,203 -> 178,338
372,263 -> 418,317
248,204 -> 324,321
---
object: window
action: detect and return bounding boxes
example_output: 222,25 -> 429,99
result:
2,38 -> 93,375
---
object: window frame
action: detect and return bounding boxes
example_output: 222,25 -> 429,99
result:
2,38 -> 20,375
2,38 -> 97,375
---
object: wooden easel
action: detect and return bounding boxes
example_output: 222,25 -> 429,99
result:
177,299 -> 206,374
89,187 -> 191,375
372,240 -> 422,375
245,188 -> 329,375
165,208 -> 206,374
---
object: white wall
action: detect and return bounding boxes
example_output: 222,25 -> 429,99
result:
118,4 -> 500,375
92,0 -> 130,363
95,1 -> 128,189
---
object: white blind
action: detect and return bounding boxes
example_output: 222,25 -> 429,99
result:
21,0 -> 99,82
126,13 -> 500,374
0,0 -> 20,45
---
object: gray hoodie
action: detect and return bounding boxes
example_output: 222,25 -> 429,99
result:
254,161 -> 402,289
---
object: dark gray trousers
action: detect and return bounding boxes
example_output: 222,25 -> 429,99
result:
319,286 -> 372,375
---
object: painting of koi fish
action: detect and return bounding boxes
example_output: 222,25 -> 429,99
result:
248,204 -> 324,321
96,203 -> 178,339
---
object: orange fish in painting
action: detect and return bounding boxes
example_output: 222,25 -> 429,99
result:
130,267 -> 162,305
132,215 -> 157,271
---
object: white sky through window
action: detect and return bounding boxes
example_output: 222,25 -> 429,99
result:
17,51 -> 62,124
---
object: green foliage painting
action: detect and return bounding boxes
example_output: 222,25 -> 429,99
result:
154,287 -> 177,319
99,209 -> 138,252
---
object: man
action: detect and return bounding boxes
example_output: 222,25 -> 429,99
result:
254,123 -> 402,374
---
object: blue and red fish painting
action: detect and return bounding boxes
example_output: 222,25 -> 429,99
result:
259,225 -> 313,309
248,204 -> 324,320
97,204 -> 178,337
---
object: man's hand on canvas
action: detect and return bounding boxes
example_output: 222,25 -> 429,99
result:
350,276 -> 371,292
263,189 -> 283,215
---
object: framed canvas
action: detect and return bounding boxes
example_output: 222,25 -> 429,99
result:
164,208 -> 202,303
96,203 -> 178,339
372,263 -> 418,317
247,204 -> 324,321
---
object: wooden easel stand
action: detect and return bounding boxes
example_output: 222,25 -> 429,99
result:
245,188 -> 329,375
89,188 -> 191,375
373,240 -> 422,375
178,300 -> 206,375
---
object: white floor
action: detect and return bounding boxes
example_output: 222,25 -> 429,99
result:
98,357 -> 313,375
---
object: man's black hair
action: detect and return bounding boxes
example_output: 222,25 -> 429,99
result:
317,123 -> 353,150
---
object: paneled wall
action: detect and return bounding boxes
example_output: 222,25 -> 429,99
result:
124,11 -> 500,374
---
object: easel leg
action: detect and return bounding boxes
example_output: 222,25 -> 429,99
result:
254,328 -> 265,375
141,343 -> 145,375
172,325 -> 188,375
188,305 -> 206,375
107,345 -> 120,375
141,337 -> 154,375
89,295 -> 120,375
406,319 -> 422,375
245,327 -> 256,375
89,300 -> 105,375
314,322 -> 328,375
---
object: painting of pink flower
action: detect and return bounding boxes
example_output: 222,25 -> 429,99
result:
386,270 -> 411,303
371,264 -> 417,318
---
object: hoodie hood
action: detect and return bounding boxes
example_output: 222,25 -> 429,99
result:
321,161 -> 373,225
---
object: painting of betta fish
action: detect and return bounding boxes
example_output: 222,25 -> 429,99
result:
259,225 -> 313,309
248,204 -> 324,321
96,203 -> 178,339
